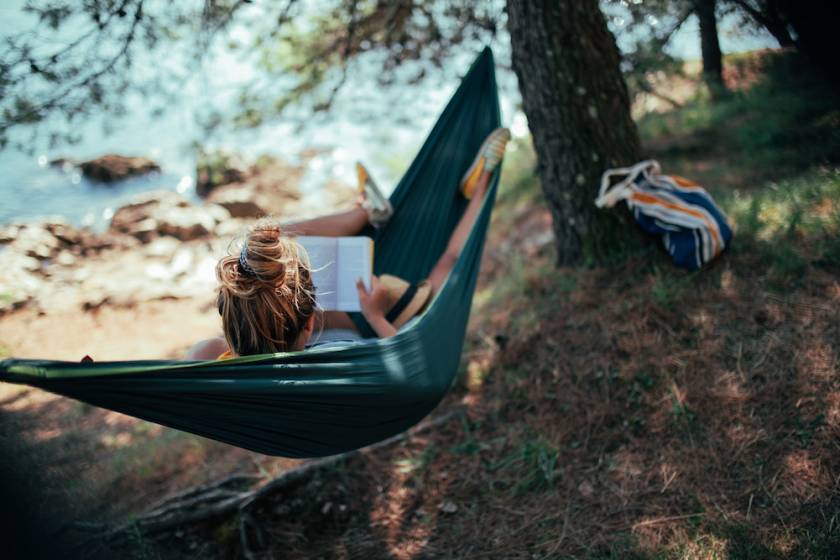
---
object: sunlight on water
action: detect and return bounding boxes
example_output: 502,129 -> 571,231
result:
0,0 -> 774,229
176,175 -> 194,194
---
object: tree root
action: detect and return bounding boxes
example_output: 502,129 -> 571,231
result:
77,408 -> 463,549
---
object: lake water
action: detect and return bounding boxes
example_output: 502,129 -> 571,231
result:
0,2 -> 775,229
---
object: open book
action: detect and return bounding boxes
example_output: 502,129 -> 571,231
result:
297,236 -> 373,312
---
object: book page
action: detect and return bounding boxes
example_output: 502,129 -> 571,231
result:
336,237 -> 373,312
296,236 -> 338,310
297,236 -> 373,312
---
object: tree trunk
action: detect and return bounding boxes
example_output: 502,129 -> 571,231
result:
777,0 -> 840,84
506,0 -> 643,265
731,0 -> 795,48
693,0 -> 726,99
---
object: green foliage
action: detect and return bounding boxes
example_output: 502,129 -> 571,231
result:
393,444 -> 439,477
725,168 -> 840,288
491,438 -> 559,495
194,147 -> 246,195
626,370 -> 657,408
570,533 -> 653,560
669,386 -> 701,439
639,53 -> 840,174
450,416 -> 495,456
792,413 -> 826,448
650,266 -> 694,309
719,524 -> 784,560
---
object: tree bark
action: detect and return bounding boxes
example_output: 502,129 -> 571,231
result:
506,0 -> 643,265
729,0 -> 795,48
693,0 -> 726,99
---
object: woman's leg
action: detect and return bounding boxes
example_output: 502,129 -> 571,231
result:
426,170 -> 491,294
282,207 -> 369,237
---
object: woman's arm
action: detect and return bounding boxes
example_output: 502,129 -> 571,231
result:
356,276 -> 398,338
186,337 -> 230,360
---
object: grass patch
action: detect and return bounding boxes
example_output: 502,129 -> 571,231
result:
649,266 -> 695,309
639,51 -> 840,176
393,444 -> 439,478
723,168 -> 840,287
491,438 -> 559,495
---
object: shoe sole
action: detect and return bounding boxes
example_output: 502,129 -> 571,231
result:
460,128 -> 510,199
356,162 -> 393,224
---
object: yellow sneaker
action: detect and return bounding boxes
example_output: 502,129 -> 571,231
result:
460,127 -> 511,199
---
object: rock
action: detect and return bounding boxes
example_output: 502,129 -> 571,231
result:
49,157 -> 78,172
204,203 -> 232,224
0,224 -> 20,244
110,190 -> 231,242
0,290 -> 31,314
156,206 -> 221,241
55,251 -> 77,266
144,237 -> 181,258
129,218 -> 160,243
13,225 -> 61,260
438,501 -> 458,514
44,221 -> 82,246
0,251 -> 44,314
79,154 -> 161,182
196,150 -> 250,197
16,254 -> 42,272
110,191 -> 184,240
214,218 -> 248,238
207,184 -> 269,218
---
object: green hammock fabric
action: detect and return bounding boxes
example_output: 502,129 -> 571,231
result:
0,48 -> 501,458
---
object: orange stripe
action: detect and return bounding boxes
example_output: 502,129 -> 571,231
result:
631,192 -> 721,254
668,175 -> 702,189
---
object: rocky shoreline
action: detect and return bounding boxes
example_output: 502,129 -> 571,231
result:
0,152 -> 355,336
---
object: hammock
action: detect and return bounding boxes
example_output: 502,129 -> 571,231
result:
0,48 -> 501,458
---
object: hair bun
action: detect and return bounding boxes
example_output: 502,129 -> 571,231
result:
216,220 -> 317,355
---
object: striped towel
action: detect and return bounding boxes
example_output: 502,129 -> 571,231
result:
595,160 -> 733,270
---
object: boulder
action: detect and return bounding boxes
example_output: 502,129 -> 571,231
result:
155,206 -> 218,241
79,154 -> 161,182
110,191 -> 187,240
49,157 -> 78,172
207,184 -> 269,218
44,221 -> 83,246
13,224 -> 61,260
110,190 -> 231,242
196,150 -> 250,197
0,250 -> 43,314
0,224 -> 20,244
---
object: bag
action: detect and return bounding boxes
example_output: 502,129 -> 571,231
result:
595,160 -> 733,270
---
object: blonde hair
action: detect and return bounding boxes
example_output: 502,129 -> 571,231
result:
217,221 -> 317,356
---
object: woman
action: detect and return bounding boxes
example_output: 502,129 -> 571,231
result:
187,127 -> 510,360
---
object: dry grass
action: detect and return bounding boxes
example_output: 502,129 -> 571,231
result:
175,245 -> 835,559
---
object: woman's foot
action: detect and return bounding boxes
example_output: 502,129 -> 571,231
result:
460,127 -> 511,199
356,162 -> 393,228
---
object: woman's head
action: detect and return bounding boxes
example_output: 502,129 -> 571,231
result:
217,221 -> 317,356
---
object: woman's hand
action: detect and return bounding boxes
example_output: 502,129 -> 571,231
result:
356,275 -> 397,337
